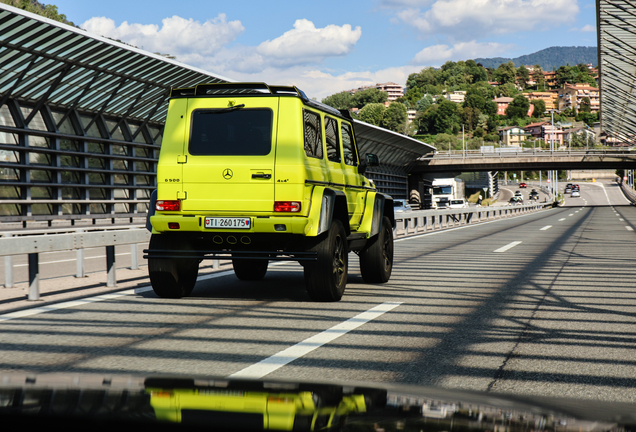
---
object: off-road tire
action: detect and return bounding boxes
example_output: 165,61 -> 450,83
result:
359,216 -> 393,283
148,234 -> 199,298
303,220 -> 348,302
232,259 -> 268,281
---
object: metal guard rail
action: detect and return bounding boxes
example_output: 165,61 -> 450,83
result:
1,228 -> 150,301
0,202 -> 553,302
392,202 -> 554,236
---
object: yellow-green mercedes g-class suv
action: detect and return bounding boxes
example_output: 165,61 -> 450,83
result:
145,82 -> 394,302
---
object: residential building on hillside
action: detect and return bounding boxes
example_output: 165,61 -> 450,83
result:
407,109 -> 417,122
543,71 -> 557,88
525,91 -> 559,111
543,124 -> 565,147
374,82 -> 404,101
444,90 -> 466,103
563,127 -> 596,146
493,97 -> 514,115
346,82 -> 404,102
493,97 -> 534,116
558,83 -> 600,112
524,121 -> 550,138
498,126 -> 528,146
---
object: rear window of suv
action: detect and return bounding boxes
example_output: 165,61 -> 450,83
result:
189,109 -> 272,156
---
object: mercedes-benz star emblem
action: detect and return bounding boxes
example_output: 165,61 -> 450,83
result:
222,169 -> 233,180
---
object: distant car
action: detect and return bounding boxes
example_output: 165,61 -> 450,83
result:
529,191 -> 539,200
572,184 -> 580,191
449,199 -> 467,209
514,190 -> 523,197
394,199 -> 413,213
519,182 -> 527,188
571,190 -> 581,197
509,196 -> 523,205
564,186 -> 572,193
566,183 -> 573,189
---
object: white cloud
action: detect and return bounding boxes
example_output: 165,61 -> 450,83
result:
82,16 -> 361,73
580,24 -> 596,32
256,19 -> 362,67
411,41 -> 514,66
81,14 -> 244,57
395,0 -> 579,41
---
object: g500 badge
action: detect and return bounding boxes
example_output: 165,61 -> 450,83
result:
165,178 -> 180,182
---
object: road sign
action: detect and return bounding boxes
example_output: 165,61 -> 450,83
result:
547,179 -> 551,183
513,173 -> 516,177
624,176 -> 628,182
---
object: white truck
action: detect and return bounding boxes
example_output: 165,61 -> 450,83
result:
431,178 -> 465,209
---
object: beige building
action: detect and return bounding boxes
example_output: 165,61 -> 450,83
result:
347,82 -> 404,102
498,126 -> 528,146
558,83 -> 600,112
525,91 -> 559,111
445,90 -> 466,103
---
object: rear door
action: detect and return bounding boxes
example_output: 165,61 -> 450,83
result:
180,97 -> 278,213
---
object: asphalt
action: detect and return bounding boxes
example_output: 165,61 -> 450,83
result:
0,181 -> 635,405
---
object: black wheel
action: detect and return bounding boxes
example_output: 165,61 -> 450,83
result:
303,220 -> 348,302
232,258 -> 268,281
359,216 -> 393,283
148,234 -> 199,298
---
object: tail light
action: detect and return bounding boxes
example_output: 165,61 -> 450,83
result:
156,200 -> 180,211
274,201 -> 301,212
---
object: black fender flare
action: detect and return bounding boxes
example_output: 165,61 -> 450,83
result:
318,188 -> 351,236
370,193 -> 394,237
146,189 -> 157,232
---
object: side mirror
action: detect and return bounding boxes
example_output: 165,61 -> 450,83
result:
366,153 -> 380,167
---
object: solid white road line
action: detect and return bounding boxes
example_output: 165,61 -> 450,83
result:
626,226 -> 634,231
494,241 -> 522,253
540,225 -> 552,231
228,301 -> 403,379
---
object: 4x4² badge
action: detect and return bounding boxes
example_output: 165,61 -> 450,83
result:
222,169 -> 233,180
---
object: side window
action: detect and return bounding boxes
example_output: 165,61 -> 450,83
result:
341,123 -> 357,166
325,117 -> 341,163
303,109 -> 322,159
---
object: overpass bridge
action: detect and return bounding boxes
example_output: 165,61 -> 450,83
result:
412,148 -> 636,173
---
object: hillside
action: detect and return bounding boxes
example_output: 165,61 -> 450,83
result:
474,46 -> 598,70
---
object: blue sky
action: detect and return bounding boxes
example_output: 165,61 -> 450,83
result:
51,0 -> 598,99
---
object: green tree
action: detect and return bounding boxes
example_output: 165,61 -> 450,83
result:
517,65 -> 530,89
433,99 -> 460,134
357,103 -> 386,126
1,0 -> 73,25
351,88 -> 388,108
464,93 -> 486,111
493,61 -> 517,84
531,99 -> 546,117
580,96 -> 591,113
465,60 -> 488,83
506,94 -> 530,119
383,102 -> 408,132
321,92 -> 354,110
462,107 -> 481,131
531,65 -> 546,90
497,83 -> 519,98
416,94 -> 434,112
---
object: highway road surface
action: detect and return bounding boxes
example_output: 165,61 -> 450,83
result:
0,181 -> 635,404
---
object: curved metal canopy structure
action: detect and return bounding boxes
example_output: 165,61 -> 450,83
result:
354,120 -> 435,167
0,3 -> 232,124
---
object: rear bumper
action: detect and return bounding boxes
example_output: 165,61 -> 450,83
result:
143,249 -> 317,262
150,214 -> 310,235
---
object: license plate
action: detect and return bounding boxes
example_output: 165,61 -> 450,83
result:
204,217 -> 251,229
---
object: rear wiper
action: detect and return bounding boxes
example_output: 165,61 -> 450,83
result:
203,104 -> 245,114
